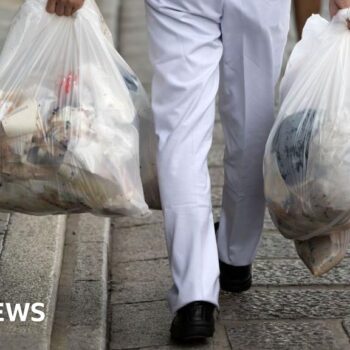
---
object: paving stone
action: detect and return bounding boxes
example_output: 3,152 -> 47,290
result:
0,336 -> 47,350
219,289 -> 350,320
256,233 -> 298,259
208,145 -> 225,167
212,186 -> 223,208
225,320 -> 349,350
112,222 -> 167,263
140,323 -> 231,350
111,258 -> 170,304
253,258 -> 350,286
213,207 -> 221,223
213,122 -> 224,144
67,326 -> 105,350
112,210 -> 164,228
110,301 -> 171,349
69,213 -> 110,243
75,242 -> 107,281
209,167 -> 224,187
342,318 -> 350,339
0,214 -> 66,348
70,281 -> 105,327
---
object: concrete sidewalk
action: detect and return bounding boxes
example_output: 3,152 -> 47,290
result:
109,1 -> 350,349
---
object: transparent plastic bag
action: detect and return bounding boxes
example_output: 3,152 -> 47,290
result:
264,11 -> 350,275
0,0 -> 160,216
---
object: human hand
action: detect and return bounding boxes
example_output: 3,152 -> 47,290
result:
329,0 -> 350,17
46,0 -> 85,16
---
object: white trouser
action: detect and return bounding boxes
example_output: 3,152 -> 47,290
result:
145,0 -> 291,314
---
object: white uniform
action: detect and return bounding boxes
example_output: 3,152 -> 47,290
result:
145,0 -> 291,314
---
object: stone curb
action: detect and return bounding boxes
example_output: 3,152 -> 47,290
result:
0,214 -> 66,350
51,214 -> 111,350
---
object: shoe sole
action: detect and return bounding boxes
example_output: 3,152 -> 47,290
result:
171,325 -> 214,342
220,276 -> 252,293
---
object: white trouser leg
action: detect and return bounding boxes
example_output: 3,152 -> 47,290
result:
145,0 -> 223,314
217,0 -> 291,266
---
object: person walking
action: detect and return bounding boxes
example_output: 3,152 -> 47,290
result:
144,0 -> 290,341
143,0 -> 350,343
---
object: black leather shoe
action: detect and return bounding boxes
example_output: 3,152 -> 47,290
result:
170,301 -> 216,342
219,260 -> 252,293
215,222 -> 252,293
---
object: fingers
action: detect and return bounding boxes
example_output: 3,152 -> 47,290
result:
46,0 -> 81,17
55,2 -> 65,16
64,5 -> 74,16
46,0 -> 57,14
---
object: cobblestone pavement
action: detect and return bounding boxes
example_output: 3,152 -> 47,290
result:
109,1 -> 350,350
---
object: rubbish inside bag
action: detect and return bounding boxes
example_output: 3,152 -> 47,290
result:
0,0 -> 161,216
272,109 -> 316,187
264,11 -> 350,276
